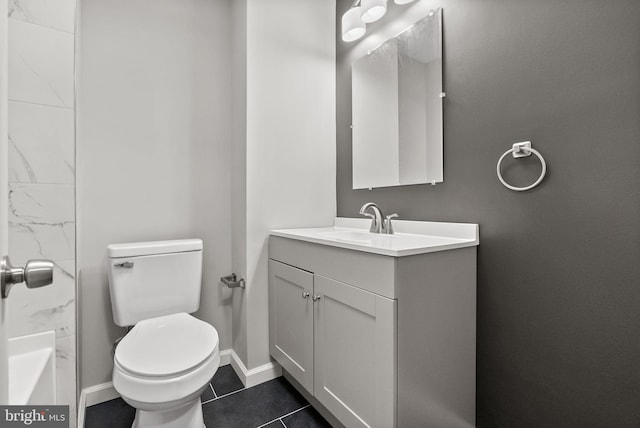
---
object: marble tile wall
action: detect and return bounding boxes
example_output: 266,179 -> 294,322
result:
6,0 -> 76,424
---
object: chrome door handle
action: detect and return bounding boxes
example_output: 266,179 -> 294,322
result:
1,256 -> 54,299
302,291 -> 310,299
312,295 -> 321,302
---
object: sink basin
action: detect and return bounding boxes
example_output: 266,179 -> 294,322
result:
318,230 -> 379,244
270,217 -> 478,257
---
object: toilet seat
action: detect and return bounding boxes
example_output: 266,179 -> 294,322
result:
113,350 -> 220,406
115,313 -> 219,378
113,313 -> 220,406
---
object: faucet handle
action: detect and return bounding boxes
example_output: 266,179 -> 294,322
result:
384,213 -> 399,234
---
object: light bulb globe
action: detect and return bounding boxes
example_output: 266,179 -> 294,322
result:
342,6 -> 366,42
361,0 -> 388,23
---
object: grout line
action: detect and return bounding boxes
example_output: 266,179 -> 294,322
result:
8,98 -> 73,110
278,405 -> 311,422
8,16 -> 75,35
201,386 -> 246,405
255,419 -> 278,428
210,384 -> 217,399
8,181 -> 76,186
279,419 -> 287,427
255,405 -> 310,428
8,182 -> 75,187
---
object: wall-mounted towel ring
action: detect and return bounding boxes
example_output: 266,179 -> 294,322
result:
496,141 -> 547,192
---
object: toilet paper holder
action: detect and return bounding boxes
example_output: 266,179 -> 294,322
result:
220,273 -> 245,289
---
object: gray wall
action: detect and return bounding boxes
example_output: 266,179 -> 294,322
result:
234,0 -> 336,370
230,0 -> 248,368
337,0 -> 640,426
77,0 -> 233,389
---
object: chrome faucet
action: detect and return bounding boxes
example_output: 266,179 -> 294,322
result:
359,202 -> 399,234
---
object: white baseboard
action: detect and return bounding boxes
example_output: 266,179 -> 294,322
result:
219,348 -> 232,366
77,381 -> 118,428
228,349 -> 282,388
77,393 -> 85,428
76,348 -> 280,427
83,381 -> 119,407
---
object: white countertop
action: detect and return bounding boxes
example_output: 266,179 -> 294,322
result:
270,217 -> 479,257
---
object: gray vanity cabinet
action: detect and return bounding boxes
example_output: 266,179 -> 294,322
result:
314,274 -> 396,428
268,260 -> 314,393
269,234 -> 477,428
268,239 -> 397,428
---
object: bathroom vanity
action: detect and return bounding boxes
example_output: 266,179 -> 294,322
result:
268,218 -> 479,428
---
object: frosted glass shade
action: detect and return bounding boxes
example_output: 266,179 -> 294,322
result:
342,6 -> 366,42
361,0 -> 387,23
394,0 -> 416,4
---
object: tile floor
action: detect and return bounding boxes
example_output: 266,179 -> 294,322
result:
84,365 -> 331,428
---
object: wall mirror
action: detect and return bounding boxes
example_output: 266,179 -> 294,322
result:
351,9 -> 443,189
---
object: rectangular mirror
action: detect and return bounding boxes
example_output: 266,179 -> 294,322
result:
352,9 -> 443,189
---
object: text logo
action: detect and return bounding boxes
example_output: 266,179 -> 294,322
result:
0,406 -> 68,427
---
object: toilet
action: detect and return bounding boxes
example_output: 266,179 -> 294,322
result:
107,239 -> 219,428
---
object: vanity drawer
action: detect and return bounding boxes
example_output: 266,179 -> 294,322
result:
269,235 -> 397,299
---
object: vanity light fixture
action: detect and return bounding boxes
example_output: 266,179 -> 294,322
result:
342,4 -> 366,42
360,0 -> 388,23
342,0 -> 417,42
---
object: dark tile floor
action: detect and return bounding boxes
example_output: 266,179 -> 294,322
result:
84,365 -> 331,428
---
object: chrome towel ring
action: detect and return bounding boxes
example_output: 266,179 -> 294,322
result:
496,141 -> 547,192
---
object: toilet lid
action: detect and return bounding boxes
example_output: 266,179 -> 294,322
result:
115,313 -> 219,378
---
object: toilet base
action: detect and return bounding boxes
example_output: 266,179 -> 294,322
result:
132,397 -> 205,428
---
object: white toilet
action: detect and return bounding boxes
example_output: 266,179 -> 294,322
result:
107,239 -> 219,428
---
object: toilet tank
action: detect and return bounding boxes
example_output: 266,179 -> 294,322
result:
107,239 -> 203,326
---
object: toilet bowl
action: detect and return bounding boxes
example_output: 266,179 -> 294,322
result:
113,313 -> 219,428
107,239 -> 219,428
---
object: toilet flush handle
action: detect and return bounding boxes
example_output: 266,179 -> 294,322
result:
114,261 -> 134,268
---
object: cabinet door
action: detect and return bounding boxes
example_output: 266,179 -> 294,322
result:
314,275 -> 397,428
269,260 -> 314,393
